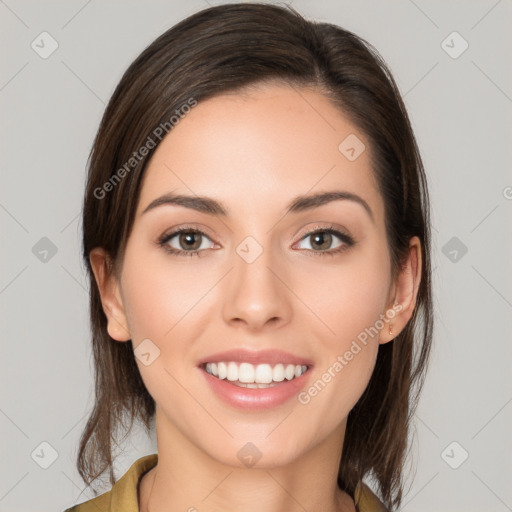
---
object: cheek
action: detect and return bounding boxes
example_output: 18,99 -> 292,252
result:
118,244 -> 217,400
119,250 -> 205,416
120,248 -> 210,342
294,244 -> 391,407
294,265 -> 388,435
300,248 -> 391,348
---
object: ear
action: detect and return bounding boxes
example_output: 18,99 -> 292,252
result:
379,236 -> 422,344
89,247 -> 131,342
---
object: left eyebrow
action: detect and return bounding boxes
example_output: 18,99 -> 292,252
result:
141,190 -> 374,223
286,191 -> 374,223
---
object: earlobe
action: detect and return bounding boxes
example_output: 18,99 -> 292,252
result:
379,236 -> 422,344
89,248 -> 131,342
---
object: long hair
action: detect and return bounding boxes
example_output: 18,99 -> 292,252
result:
78,4 -> 433,510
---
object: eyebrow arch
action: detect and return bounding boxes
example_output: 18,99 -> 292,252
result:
287,191 -> 374,222
141,190 -> 374,222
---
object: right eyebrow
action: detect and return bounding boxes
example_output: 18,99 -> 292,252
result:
141,193 -> 228,217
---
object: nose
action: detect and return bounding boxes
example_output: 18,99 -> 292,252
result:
221,240 -> 292,332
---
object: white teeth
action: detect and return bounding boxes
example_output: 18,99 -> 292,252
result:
255,364 -> 273,384
273,363 -> 285,382
239,362 -> 255,383
234,382 -> 278,388
285,364 -> 295,380
204,361 -> 308,384
227,362 -> 238,381
217,362 -> 226,379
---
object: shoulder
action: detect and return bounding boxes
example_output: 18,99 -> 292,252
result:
62,453 -> 158,512
62,490 -> 111,512
354,480 -> 388,512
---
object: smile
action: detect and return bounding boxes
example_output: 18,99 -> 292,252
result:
204,362 -> 309,388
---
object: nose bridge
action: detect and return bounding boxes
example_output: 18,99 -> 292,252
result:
221,234 -> 291,329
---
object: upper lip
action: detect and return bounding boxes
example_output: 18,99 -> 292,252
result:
198,348 -> 313,367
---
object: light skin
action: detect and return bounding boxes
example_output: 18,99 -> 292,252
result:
90,82 -> 422,512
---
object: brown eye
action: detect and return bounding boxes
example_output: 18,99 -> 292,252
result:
295,227 -> 355,256
177,232 -> 203,251
159,228 -> 216,257
309,231 -> 333,251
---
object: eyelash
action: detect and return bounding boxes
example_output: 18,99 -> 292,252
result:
157,224 -> 355,258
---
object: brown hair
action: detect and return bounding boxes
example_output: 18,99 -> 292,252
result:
78,3 -> 433,510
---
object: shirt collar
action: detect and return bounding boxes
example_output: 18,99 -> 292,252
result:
109,453 -> 158,512
106,453 -> 386,512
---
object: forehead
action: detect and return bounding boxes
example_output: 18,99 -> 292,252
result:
137,82 -> 383,222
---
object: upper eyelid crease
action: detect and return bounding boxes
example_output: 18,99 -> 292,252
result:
159,226 -> 354,260
160,225 -> 354,253
141,190 -> 374,223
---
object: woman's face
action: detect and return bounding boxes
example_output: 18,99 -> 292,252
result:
93,82 -> 418,469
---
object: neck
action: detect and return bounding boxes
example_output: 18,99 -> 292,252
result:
138,408 -> 356,512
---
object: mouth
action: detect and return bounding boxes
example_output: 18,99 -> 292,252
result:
197,349 -> 313,410
201,361 -> 309,388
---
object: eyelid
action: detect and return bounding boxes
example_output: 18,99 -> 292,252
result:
159,223 -> 217,241
291,225 -> 355,257
294,223 -> 353,242
157,222 -> 355,256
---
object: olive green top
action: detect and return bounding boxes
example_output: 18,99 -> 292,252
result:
63,454 -> 387,512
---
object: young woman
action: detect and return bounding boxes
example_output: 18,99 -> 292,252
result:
64,3 -> 433,511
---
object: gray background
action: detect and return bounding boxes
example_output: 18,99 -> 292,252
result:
1,0 -> 511,511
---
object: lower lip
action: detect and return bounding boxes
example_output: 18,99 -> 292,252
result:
199,366 -> 312,410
